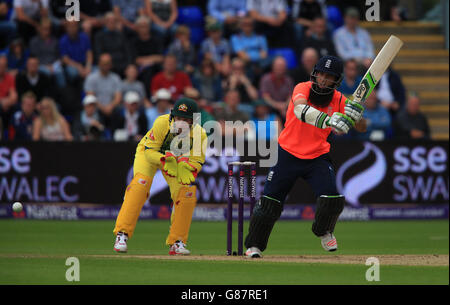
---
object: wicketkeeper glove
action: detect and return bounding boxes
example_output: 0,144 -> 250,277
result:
160,151 -> 178,177
344,100 -> 365,123
326,112 -> 355,134
176,157 -> 198,185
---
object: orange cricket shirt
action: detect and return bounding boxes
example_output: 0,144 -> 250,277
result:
278,81 -> 346,159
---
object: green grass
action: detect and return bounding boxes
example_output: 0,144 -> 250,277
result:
0,219 -> 448,285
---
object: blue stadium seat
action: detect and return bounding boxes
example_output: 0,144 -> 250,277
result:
327,5 -> 344,31
177,6 -> 204,27
268,48 -> 298,70
189,26 -> 205,46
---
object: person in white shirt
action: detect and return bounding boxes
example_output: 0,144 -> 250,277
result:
13,0 -> 49,45
333,7 -> 374,69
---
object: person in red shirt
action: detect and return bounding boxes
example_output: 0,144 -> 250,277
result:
0,55 -> 18,130
245,55 -> 367,258
150,54 -> 192,101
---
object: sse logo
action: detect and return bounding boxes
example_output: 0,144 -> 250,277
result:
0,147 -> 30,174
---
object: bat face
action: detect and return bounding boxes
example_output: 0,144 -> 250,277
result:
354,72 -> 376,102
352,35 -> 404,104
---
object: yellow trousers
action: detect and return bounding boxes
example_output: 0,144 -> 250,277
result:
113,150 -> 192,245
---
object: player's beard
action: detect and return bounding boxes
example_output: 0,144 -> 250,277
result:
309,83 -> 335,108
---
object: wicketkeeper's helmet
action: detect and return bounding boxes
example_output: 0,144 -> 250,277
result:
170,97 -> 199,120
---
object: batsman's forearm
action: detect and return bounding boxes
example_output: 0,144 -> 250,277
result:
294,104 -> 330,129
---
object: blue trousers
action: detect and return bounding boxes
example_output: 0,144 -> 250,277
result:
264,145 -> 339,204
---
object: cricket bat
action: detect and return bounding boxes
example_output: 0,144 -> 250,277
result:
352,35 -> 404,104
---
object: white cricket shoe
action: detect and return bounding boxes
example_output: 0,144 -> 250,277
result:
169,240 -> 191,255
245,247 -> 262,258
114,232 -> 128,253
320,232 -> 338,252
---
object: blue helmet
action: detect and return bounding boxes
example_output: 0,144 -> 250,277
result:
310,55 -> 344,95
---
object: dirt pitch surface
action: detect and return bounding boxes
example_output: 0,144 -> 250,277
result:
92,254 -> 448,266
1,254 -> 447,266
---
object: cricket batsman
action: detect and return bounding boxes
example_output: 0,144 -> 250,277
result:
113,98 -> 207,255
245,55 -> 367,258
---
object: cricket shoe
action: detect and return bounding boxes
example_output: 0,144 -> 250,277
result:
114,232 -> 128,253
169,240 -> 191,255
245,247 -> 262,258
320,232 -> 338,252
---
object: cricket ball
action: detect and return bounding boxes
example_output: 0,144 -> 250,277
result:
12,202 -> 23,213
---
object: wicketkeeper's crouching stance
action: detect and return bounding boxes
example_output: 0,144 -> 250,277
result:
113,98 -> 207,255
245,56 -> 367,258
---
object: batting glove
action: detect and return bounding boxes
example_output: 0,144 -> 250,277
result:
160,151 -> 178,177
344,100 -> 365,123
177,157 -> 197,185
327,112 -> 355,134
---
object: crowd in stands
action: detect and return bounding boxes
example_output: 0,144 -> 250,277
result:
0,0 -> 430,142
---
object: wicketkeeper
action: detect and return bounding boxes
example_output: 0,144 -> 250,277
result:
245,55 -> 367,258
113,98 -> 207,255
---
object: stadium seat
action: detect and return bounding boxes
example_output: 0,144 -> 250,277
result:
189,26 -> 205,46
327,6 -> 344,31
177,6 -> 204,27
268,48 -> 298,70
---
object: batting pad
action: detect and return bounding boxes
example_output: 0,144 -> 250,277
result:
312,195 -> 345,237
113,173 -> 151,238
166,186 -> 197,245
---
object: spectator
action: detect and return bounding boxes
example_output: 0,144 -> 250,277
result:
0,55 -> 18,129
146,88 -> 172,130
215,89 -> 252,137
251,98 -> 282,140
16,56 -> 53,101
338,58 -> 362,96
291,0 -> 326,42
247,0 -> 290,47
13,0 -> 49,45
0,0 -> 17,48
32,97 -> 73,141
59,21 -> 93,84
192,58 -> 223,103
230,15 -> 269,76
207,0 -> 247,38
300,17 -> 337,58
113,0 -> 146,33
376,66 -> 406,118
122,64 -> 150,108
201,20 -> 231,76
9,91 -> 38,140
183,86 -> 216,129
130,16 -> 164,96
150,54 -> 192,100
94,12 -> 132,76
357,90 -> 392,141
290,47 -> 319,84
48,0 -> 68,29
333,7 -> 374,69
224,57 -> 258,114
79,0 -> 112,38
29,19 -> 64,87
167,25 -> 197,75
259,56 -> 294,119
394,93 -> 430,140
6,38 -> 29,76
145,0 -> 178,44
111,91 -> 148,141
72,94 -> 107,141
84,53 -> 123,120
